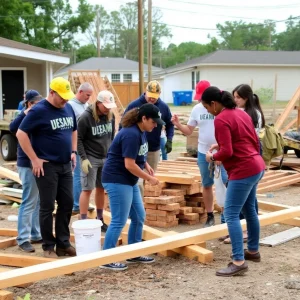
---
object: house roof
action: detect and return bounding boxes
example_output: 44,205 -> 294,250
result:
0,37 -> 68,57
154,50 -> 300,76
55,57 -> 162,75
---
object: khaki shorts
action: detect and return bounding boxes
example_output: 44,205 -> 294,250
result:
81,156 -> 105,191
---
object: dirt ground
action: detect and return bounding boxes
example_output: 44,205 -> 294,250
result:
0,105 -> 300,299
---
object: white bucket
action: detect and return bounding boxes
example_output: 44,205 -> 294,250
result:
72,219 -> 102,256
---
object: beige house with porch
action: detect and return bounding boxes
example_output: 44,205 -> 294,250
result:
0,37 -> 69,118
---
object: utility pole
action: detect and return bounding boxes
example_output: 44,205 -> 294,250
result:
96,7 -> 101,57
138,0 -> 144,94
147,0 -> 152,82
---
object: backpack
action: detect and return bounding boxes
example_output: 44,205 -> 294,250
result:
259,124 -> 285,167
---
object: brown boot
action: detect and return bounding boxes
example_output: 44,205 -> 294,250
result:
216,262 -> 248,277
56,246 -> 76,257
44,249 -> 58,258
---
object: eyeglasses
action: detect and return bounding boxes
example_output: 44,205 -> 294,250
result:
208,162 -> 220,179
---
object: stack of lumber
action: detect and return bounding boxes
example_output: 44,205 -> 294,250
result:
142,159 -> 212,228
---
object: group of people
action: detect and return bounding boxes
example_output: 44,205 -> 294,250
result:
12,78 -> 172,270
12,75 -> 265,276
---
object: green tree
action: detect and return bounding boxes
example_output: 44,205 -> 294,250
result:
76,44 -> 97,63
0,0 -> 25,41
216,20 -> 275,50
274,16 -> 300,50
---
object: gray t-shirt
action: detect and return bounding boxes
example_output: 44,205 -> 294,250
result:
68,98 -> 88,122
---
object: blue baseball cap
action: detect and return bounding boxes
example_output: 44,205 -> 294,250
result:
25,90 -> 40,102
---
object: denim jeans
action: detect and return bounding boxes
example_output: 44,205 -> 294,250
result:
224,171 -> 264,261
103,183 -> 145,250
160,137 -> 167,160
35,162 -> 73,251
73,154 -> 81,211
17,167 -> 41,245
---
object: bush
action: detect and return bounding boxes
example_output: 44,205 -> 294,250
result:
254,87 -> 274,103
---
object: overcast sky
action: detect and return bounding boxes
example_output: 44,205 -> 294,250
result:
71,0 -> 300,47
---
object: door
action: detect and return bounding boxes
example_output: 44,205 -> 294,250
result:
2,70 -> 24,110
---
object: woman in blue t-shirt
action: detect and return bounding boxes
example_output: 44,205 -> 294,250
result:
101,103 -> 164,271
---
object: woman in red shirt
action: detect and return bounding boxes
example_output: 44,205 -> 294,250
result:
202,86 -> 265,277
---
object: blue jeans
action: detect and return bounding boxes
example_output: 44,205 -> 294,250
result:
224,171 -> 264,261
160,137 -> 167,160
73,154 -> 81,210
103,183 -> 145,250
17,167 -> 41,245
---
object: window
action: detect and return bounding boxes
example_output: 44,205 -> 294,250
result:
191,71 -> 195,89
111,74 -> 120,82
192,71 -> 200,89
123,74 -> 132,82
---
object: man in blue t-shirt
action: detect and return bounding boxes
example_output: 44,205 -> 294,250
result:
120,80 -> 174,171
17,77 -> 77,259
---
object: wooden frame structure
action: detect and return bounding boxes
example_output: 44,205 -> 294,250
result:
0,208 -> 298,290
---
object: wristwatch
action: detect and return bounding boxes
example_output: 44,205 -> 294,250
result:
72,150 -> 78,155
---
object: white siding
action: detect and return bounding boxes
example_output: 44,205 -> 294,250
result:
199,66 -> 300,101
161,71 -> 193,103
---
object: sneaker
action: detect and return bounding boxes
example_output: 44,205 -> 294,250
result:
100,262 -> 128,271
204,214 -> 215,228
19,241 -> 35,253
56,245 -> 76,257
126,256 -> 155,264
44,249 -> 58,258
100,218 -> 108,232
30,238 -> 43,244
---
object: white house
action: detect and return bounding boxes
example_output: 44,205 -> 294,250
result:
55,57 -> 162,83
153,50 -> 300,103
0,37 -> 69,117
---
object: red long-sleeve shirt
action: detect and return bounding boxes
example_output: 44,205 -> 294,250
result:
213,108 -> 265,180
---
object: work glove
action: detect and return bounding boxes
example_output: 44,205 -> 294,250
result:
81,159 -> 92,174
165,139 -> 173,154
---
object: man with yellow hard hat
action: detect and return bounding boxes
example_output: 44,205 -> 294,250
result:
17,77 -> 78,258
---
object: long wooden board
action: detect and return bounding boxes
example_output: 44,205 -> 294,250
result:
0,167 -> 21,184
99,211 -> 213,263
0,207 -> 299,289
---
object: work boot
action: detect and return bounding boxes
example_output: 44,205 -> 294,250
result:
44,249 -> 58,258
56,246 -> 76,257
19,241 -> 35,253
100,218 -> 108,232
204,214 -> 215,228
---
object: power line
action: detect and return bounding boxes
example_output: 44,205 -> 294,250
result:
167,0 -> 300,10
153,6 -> 267,20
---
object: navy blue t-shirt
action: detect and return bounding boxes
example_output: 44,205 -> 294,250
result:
19,99 -> 77,164
102,125 -> 148,186
9,111 -> 31,168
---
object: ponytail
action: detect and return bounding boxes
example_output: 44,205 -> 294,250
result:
202,86 -> 236,109
121,108 -> 141,127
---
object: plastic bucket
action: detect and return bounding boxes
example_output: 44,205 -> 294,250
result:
72,219 -> 102,256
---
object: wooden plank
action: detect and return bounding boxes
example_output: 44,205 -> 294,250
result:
280,117 -> 297,134
0,238 -> 17,249
0,268 -> 32,288
0,208 -> 299,288
0,253 -> 56,268
0,167 -> 21,184
0,194 -> 21,203
259,227 -> 300,246
0,290 -> 13,300
275,86 -> 300,131
1,188 -> 22,199
258,173 -> 300,186
99,211 -> 213,263
258,200 -> 300,226
257,176 -> 300,193
155,173 -> 195,184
